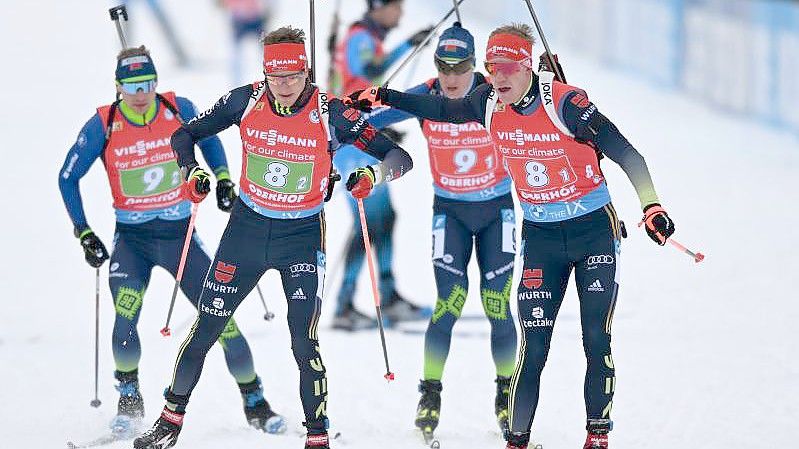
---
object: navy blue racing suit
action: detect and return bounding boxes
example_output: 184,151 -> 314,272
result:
163,80 -> 413,432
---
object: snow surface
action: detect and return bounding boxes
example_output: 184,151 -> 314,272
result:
0,1 -> 797,448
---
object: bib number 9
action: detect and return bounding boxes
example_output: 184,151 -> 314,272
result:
454,149 -> 476,173
119,161 -> 181,197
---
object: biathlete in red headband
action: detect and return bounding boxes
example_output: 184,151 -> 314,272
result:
349,23 -> 675,449
134,26 -> 413,449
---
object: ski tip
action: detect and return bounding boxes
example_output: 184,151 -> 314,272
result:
384,372 -> 395,382
160,327 -> 171,337
694,252 -> 705,263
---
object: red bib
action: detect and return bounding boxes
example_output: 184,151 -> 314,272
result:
489,79 -> 604,205
98,92 -> 184,211
238,83 -> 331,214
333,24 -> 385,95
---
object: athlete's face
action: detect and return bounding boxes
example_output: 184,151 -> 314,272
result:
372,2 -> 404,29
117,81 -> 157,115
486,58 -> 533,104
266,70 -> 309,107
437,70 -> 473,99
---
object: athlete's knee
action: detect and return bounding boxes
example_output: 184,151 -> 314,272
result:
481,277 -> 514,323
113,285 -> 145,322
217,317 -> 244,348
431,284 -> 468,325
581,325 -> 611,358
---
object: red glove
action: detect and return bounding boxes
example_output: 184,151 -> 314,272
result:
184,166 -> 211,203
639,204 -> 675,245
344,86 -> 386,112
346,166 -> 376,199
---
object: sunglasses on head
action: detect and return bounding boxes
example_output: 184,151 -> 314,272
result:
434,57 -> 474,75
265,72 -> 306,86
483,60 -> 527,76
118,79 -> 157,94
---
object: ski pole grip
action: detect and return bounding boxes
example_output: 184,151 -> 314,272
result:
109,5 -> 128,22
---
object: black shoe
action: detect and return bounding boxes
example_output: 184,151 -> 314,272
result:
383,293 -> 431,323
495,376 -> 511,438
240,377 -> 287,434
414,380 -> 442,434
109,371 -> 144,438
305,431 -> 330,448
133,407 -> 183,449
332,306 -> 377,331
506,432 -> 530,449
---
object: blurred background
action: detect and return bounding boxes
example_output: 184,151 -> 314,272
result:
0,1 -> 796,448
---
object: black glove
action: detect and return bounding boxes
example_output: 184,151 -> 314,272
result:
408,26 -> 434,47
78,229 -> 109,268
538,52 -> 565,82
381,127 -> 406,144
640,204 -> 675,245
345,87 -> 387,113
216,178 -> 237,212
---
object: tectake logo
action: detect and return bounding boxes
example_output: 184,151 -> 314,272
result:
200,297 -> 232,317
532,307 -> 544,319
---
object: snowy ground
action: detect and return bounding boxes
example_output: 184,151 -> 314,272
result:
1,0 -> 797,448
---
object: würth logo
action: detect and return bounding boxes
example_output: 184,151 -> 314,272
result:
214,261 -> 237,284
522,269 -> 543,289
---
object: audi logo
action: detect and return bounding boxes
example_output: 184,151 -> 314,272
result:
586,255 -> 614,265
289,263 -> 316,274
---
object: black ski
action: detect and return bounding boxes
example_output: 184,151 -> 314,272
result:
66,433 -> 121,448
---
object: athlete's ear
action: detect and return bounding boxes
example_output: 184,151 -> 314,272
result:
115,82 -> 122,96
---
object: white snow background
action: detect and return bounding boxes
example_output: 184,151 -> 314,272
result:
0,0 -> 796,448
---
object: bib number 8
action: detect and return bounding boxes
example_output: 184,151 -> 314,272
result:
525,161 -> 549,187
264,162 -> 289,188
143,167 -> 165,193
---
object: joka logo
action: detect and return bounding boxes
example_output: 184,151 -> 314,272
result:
291,288 -> 307,300
214,261 -> 237,284
522,269 -> 543,289
587,279 -> 605,292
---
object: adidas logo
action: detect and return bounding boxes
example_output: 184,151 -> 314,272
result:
291,288 -> 307,300
587,279 -> 605,292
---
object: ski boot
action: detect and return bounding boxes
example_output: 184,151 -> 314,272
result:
415,380 -> 442,443
495,376 -> 511,439
133,407 -> 183,449
110,370 -> 145,438
506,431 -> 530,449
383,292 -> 431,324
583,419 -> 611,449
305,431 -> 330,448
332,305 -> 377,331
239,377 -> 287,434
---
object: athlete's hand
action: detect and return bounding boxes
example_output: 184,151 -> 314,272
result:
216,178 -> 237,212
538,52 -> 564,80
78,229 -> 109,268
184,166 -> 211,203
346,166 -> 376,199
408,26 -> 434,47
345,86 -> 386,112
640,204 -> 675,245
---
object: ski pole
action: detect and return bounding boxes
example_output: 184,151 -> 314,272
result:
356,198 -> 395,381
255,284 -> 275,321
309,0 -> 317,83
90,267 -> 102,408
161,203 -> 199,336
326,0 -> 343,89
520,0 -> 566,83
382,0 -> 469,87
668,238 -> 705,263
109,5 -> 129,49
452,0 -> 462,23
